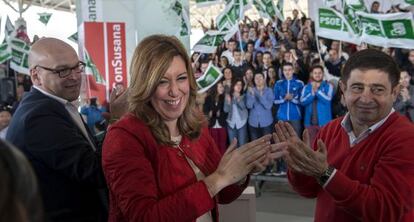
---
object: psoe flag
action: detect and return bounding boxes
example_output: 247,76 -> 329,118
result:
357,11 -> 414,49
78,22 -> 128,103
197,61 -> 223,93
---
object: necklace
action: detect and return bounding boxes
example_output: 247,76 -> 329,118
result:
171,135 -> 182,146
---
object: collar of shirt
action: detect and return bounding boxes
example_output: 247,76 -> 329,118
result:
340,108 -> 395,146
33,85 -> 80,108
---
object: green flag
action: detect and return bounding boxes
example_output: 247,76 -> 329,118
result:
193,31 -> 226,53
252,0 -> 268,18
193,26 -> 238,53
196,61 -> 223,93
357,11 -> 414,48
343,0 -> 368,35
253,0 -> 283,21
216,0 -> 243,30
38,12 -> 52,26
68,32 -> 78,43
84,49 -> 106,85
317,7 -> 414,49
276,0 -> 284,21
9,38 -> 30,74
0,42 -> 11,64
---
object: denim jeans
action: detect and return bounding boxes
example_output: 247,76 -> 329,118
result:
227,124 -> 248,148
248,124 -> 273,140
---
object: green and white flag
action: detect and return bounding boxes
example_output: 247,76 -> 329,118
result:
38,12 -> 52,26
317,7 -> 359,43
324,0 -> 342,9
216,0 -> 242,30
317,7 -> 414,49
9,38 -> 30,74
68,32 -> 78,43
193,26 -> 238,53
84,48 -> 106,85
0,42 -> 11,64
252,0 -> 268,18
357,11 -> 414,49
197,61 -> 223,93
343,0 -> 368,35
276,0 -> 284,21
241,0 -> 252,11
253,0 -> 284,21
195,0 -> 221,7
193,30 -> 227,53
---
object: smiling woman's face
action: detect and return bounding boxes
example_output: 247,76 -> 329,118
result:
150,56 -> 189,123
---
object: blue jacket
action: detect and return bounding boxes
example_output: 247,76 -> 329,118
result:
274,77 -> 304,121
81,105 -> 106,133
300,80 -> 334,127
246,87 -> 274,128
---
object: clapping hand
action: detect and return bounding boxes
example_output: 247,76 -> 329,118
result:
204,136 -> 271,196
284,93 -> 293,100
274,121 -> 328,177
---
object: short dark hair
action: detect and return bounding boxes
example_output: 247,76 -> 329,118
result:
253,72 -> 265,83
309,64 -> 324,73
233,48 -> 241,54
263,51 -> 272,57
341,49 -> 400,87
282,62 -> 294,68
228,39 -> 236,44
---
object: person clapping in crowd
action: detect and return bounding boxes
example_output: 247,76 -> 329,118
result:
246,72 -> 274,140
300,65 -> 334,143
224,79 -> 249,147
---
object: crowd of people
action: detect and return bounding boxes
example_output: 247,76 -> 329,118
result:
192,8 -> 414,175
1,2 -> 414,222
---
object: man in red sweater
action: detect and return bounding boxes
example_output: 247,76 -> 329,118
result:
274,49 -> 414,222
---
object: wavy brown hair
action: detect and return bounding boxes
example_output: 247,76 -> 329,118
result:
128,35 -> 205,145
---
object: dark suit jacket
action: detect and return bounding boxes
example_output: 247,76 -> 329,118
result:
203,94 -> 227,128
7,87 -> 108,222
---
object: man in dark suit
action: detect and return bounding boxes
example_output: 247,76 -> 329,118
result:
7,38 -> 109,222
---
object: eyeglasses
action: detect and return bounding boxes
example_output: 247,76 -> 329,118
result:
35,61 -> 86,78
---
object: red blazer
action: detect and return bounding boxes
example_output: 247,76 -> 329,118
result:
102,113 -> 247,222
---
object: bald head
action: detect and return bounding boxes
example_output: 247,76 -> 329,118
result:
29,37 -> 82,101
29,37 -> 77,69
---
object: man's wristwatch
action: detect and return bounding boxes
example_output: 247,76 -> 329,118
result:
317,166 -> 335,186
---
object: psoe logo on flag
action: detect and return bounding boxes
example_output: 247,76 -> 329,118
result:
390,23 -> 407,36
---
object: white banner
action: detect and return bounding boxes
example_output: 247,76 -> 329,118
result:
79,0 -> 103,22
316,7 -> 414,49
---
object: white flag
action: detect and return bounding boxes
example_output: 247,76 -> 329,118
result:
197,61 -> 223,93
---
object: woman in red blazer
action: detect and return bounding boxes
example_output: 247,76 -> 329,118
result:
102,35 -> 286,222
